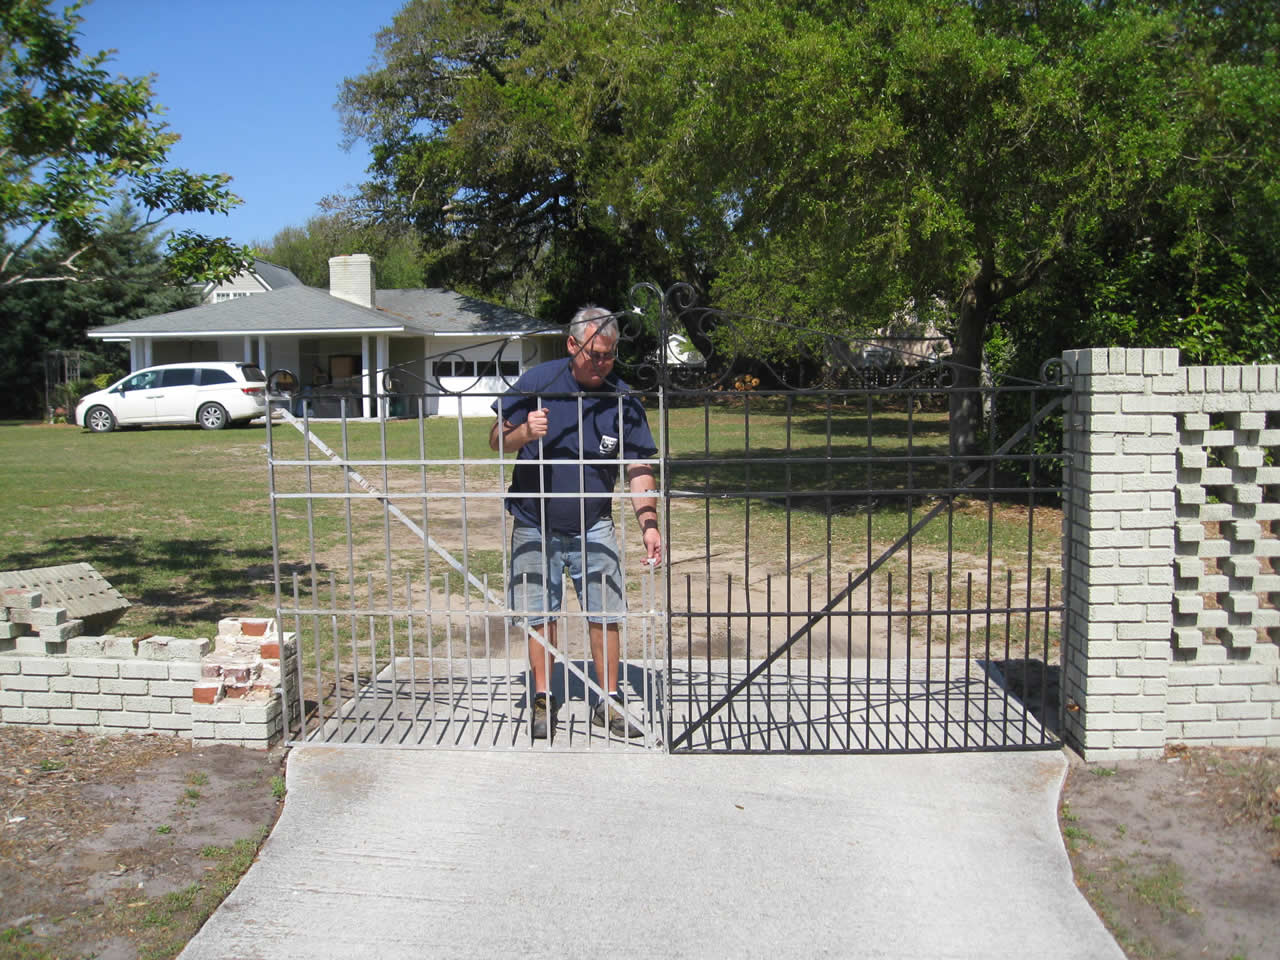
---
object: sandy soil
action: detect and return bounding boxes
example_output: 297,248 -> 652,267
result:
0,729 -> 284,960
1059,745 -> 1280,960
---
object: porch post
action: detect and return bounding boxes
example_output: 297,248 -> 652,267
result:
376,335 -> 389,420
361,336 -> 372,419
243,336 -> 253,365
258,336 -> 268,374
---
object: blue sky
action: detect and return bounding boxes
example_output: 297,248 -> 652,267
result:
74,0 -> 407,248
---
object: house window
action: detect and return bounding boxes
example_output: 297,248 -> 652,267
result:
214,291 -> 252,303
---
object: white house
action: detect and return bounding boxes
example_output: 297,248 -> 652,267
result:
87,255 -> 562,418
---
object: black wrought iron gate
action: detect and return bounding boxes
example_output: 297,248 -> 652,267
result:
267,283 -> 1070,754
637,284 -> 1071,753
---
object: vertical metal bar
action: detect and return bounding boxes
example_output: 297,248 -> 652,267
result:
863,388 -> 873,752
454,405 -> 476,745
264,397 -> 289,738
341,402 -> 360,727
443,571 -> 455,745
406,570 -> 417,741
328,574 -> 341,739
379,403 -> 397,743
884,571 -> 893,750
1002,569 -> 1014,745
845,570 -> 853,749
964,572 -> 974,748
806,572 -> 813,751
924,571 -> 934,749
483,573 -> 495,746
1042,568 -> 1053,745
366,573 -> 378,738
764,573 -> 774,752
291,572 -> 305,742
726,572 -> 734,749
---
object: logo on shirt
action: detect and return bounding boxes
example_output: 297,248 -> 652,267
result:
598,435 -> 619,456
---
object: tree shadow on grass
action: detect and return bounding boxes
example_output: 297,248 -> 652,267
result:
0,535 -> 321,629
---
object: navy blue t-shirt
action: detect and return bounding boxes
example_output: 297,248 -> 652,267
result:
494,358 -> 658,534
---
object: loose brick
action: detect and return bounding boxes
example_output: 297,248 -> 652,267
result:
3,590 -> 42,611
166,637 -> 210,661
66,637 -> 106,657
103,636 -> 140,658
192,681 -> 223,705
26,607 -> 67,627
138,638 -> 172,660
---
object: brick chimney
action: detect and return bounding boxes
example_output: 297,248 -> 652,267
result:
328,254 -> 375,309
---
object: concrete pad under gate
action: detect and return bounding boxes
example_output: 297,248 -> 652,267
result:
180,748 -> 1123,960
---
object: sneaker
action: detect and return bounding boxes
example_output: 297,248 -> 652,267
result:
592,694 -> 645,739
530,692 -> 558,741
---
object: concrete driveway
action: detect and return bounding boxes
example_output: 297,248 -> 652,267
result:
179,746 -> 1123,960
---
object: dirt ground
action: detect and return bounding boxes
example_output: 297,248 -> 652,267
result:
1059,745 -> 1280,960
0,729 -> 284,960
0,727 -> 1276,960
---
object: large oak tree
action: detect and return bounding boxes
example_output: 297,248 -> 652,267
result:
339,0 -> 1279,452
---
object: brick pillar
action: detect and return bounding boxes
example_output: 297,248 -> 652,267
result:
1061,348 -> 1181,760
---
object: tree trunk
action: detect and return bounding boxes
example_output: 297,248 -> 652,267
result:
949,262 -> 995,468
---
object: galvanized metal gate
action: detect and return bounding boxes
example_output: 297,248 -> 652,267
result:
267,283 -> 1070,753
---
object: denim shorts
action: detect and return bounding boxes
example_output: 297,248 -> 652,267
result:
507,518 -> 626,626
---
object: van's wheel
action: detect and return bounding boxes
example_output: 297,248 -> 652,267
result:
86,406 -> 116,433
197,402 -> 228,430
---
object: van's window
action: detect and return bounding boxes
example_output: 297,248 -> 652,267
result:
241,365 -> 266,382
124,371 -> 158,390
160,368 -> 197,387
200,369 -> 234,386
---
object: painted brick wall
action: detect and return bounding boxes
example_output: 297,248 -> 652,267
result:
1063,348 -> 1280,760
0,617 -> 297,749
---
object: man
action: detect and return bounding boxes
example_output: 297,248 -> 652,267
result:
490,306 -> 662,741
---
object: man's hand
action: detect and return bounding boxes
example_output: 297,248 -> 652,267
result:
491,408 -> 551,453
525,407 -> 550,442
641,525 -> 663,567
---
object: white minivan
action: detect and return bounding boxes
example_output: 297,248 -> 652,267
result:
76,362 -> 268,432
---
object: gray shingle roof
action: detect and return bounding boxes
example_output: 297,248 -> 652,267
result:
376,289 -> 553,335
88,286 -> 420,338
89,281 -> 556,340
253,259 -> 303,290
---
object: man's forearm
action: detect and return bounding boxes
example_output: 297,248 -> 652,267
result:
628,466 -> 659,530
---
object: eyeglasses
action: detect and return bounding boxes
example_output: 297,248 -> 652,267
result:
573,339 -> 618,363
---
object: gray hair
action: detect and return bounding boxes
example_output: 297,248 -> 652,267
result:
569,305 -> 618,343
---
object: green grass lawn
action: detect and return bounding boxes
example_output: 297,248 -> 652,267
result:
0,402 -> 1062,644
